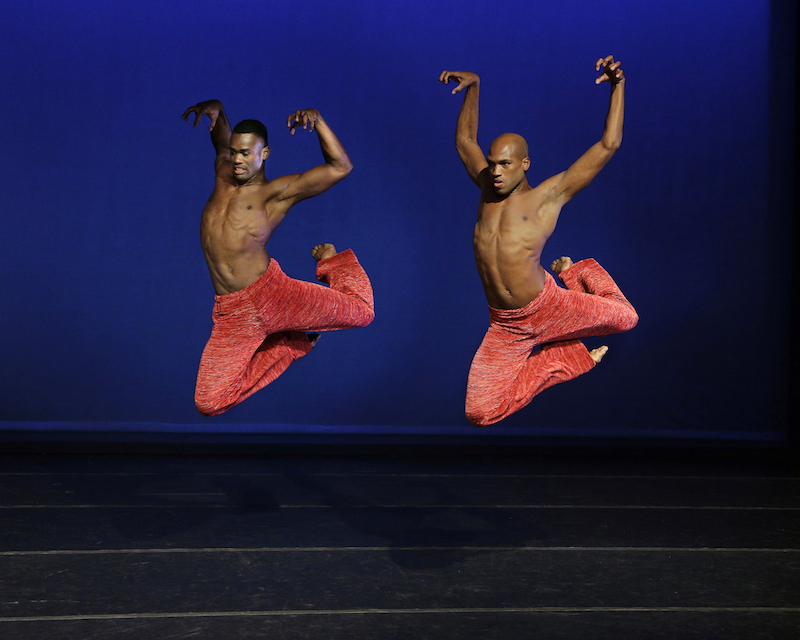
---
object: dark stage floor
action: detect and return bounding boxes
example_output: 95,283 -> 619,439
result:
1,439 -> 798,639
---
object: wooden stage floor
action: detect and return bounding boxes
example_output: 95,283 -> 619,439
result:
1,439 -> 798,638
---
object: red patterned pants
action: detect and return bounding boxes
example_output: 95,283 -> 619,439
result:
465,259 -> 638,426
195,249 -> 374,416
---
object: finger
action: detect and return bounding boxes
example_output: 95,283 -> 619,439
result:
597,55 -> 614,71
193,113 -> 203,128
208,113 -> 218,131
439,71 -> 449,83
181,108 -> 193,120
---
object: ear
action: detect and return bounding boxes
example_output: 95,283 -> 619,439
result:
522,156 -> 530,171
262,146 -> 270,161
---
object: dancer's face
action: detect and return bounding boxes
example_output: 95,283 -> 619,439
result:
229,133 -> 269,183
487,135 -> 530,196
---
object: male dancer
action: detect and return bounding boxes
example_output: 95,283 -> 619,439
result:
440,57 -> 638,426
182,100 -> 374,416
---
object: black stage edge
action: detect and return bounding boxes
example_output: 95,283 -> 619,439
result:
0,429 -> 795,462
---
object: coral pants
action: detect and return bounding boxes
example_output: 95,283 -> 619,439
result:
195,249 -> 374,416
465,259 -> 638,426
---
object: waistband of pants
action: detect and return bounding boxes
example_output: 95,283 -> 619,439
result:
488,270 -> 558,323
213,258 -> 284,311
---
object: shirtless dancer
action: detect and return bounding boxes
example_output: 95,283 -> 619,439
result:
182,100 -> 374,416
440,57 -> 638,426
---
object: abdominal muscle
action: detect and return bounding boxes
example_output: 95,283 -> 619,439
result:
201,215 -> 272,296
473,226 -> 548,310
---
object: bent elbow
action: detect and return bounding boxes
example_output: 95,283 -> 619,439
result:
455,134 -> 476,151
331,159 -> 353,182
340,158 -> 354,177
603,134 -> 623,152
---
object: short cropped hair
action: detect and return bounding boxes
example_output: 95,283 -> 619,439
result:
233,119 -> 268,146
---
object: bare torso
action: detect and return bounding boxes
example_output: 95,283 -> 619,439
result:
200,173 -> 292,295
473,182 -> 562,309
183,103 -> 352,296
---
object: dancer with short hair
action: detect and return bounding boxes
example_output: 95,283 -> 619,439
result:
182,100 -> 374,416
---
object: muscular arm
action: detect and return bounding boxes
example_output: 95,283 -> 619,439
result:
182,100 -> 233,173
275,110 -> 353,206
547,56 -> 625,206
440,71 -> 488,186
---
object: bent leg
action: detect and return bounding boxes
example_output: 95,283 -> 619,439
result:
194,250 -> 374,416
312,248 -> 375,329
537,259 -> 638,342
195,325 -> 312,417
465,327 -> 595,426
251,249 -> 375,334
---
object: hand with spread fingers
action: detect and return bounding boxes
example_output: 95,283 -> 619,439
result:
595,55 -> 624,85
287,109 -> 321,135
439,70 -> 480,95
182,100 -> 224,131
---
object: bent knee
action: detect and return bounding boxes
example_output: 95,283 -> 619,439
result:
194,393 -> 230,417
465,399 -> 504,427
466,412 -> 497,427
353,306 -> 375,328
622,309 -> 639,331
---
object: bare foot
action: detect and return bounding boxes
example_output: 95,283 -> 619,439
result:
311,243 -> 337,262
590,345 -> 608,364
550,256 -> 574,275
307,333 -> 321,348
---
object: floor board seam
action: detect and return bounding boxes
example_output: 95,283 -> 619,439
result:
2,606 -> 800,623
2,504 -> 797,510
2,473 -> 797,480
2,546 -> 799,556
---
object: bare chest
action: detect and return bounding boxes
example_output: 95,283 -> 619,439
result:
202,184 -> 282,240
475,196 -> 545,243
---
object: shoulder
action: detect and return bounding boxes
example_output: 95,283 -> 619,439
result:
533,173 -> 562,197
262,173 -> 302,202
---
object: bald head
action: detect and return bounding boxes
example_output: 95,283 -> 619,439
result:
489,133 -> 529,161
486,133 -> 531,196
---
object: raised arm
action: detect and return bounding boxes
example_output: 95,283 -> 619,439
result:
182,100 -> 233,172
546,56 -> 625,205
274,109 -> 353,206
440,71 -> 488,186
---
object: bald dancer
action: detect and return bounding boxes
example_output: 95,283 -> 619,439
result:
182,100 -> 374,416
440,57 -> 638,426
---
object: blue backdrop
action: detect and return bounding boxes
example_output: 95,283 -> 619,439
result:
0,0 -> 794,440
